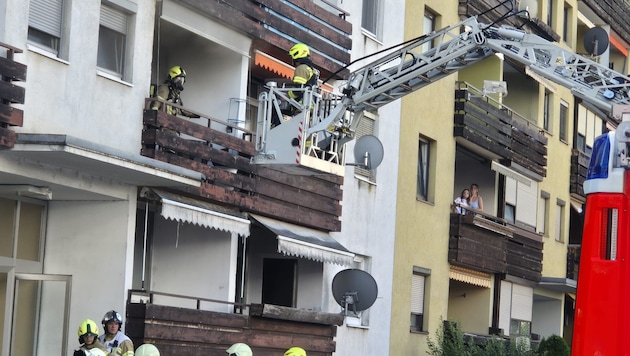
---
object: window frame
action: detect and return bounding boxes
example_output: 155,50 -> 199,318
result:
416,135 -> 434,202
361,0 -> 383,40
97,0 -> 137,82
354,112 -> 378,183
555,198 -> 566,242
543,90 -> 551,132
410,266 -> 430,333
539,191 -> 550,237
27,0 -> 71,59
559,101 -> 569,142
422,8 -> 437,51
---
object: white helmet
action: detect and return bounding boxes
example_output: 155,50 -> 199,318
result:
136,343 -> 160,356
85,349 -> 107,356
226,343 -> 253,356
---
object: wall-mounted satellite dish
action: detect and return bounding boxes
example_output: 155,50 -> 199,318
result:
517,0 -> 538,18
332,269 -> 378,316
583,27 -> 609,56
352,135 -> 384,170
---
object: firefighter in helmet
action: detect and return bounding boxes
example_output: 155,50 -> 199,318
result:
226,342 -> 253,356
73,319 -> 108,356
151,65 -> 200,121
98,310 -> 134,356
284,346 -> 307,356
287,43 -> 320,102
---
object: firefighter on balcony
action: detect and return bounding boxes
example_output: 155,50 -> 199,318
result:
151,65 -> 200,135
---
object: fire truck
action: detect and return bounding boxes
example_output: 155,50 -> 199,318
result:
254,14 -> 630,355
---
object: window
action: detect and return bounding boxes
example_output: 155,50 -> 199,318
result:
555,198 -> 566,242
98,2 -> 134,79
361,0 -> 382,39
559,101 -> 568,142
505,203 -> 516,223
577,104 -> 605,154
417,135 -> 433,201
346,255 -> 372,328
354,112 -> 377,183
543,90 -> 551,132
422,9 -> 436,51
562,4 -> 570,43
538,191 -> 550,237
410,266 -> 430,332
28,0 -> 65,56
547,0 -> 554,27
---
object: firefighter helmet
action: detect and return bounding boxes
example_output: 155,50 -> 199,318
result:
284,346 -> 307,356
77,319 -> 99,344
135,343 -> 160,356
167,65 -> 186,80
226,343 -> 253,356
289,44 -> 310,60
102,310 -> 123,331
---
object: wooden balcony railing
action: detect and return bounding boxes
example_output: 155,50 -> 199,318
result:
570,149 -> 590,197
449,212 -> 543,282
454,82 -> 548,178
172,0 -> 352,80
0,42 -> 26,149
142,98 -> 343,232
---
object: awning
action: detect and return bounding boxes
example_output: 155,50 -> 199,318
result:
140,188 -> 250,237
254,50 -> 334,92
491,161 -> 532,186
250,214 -> 355,266
449,265 -> 492,288
525,66 -> 557,93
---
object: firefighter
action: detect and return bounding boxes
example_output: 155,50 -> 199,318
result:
135,344 -> 160,356
287,43 -> 320,102
74,319 -> 108,356
226,342 -> 253,356
151,65 -> 200,124
284,346 -> 306,356
98,310 -> 134,356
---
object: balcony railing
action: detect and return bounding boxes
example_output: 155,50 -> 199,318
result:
0,42 -> 26,149
449,212 -> 543,282
126,290 -> 343,355
454,82 -> 548,178
570,149 -> 590,197
142,98 -> 344,232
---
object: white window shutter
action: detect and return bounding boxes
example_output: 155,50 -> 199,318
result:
410,274 -> 425,314
29,0 -> 63,36
101,4 -> 128,34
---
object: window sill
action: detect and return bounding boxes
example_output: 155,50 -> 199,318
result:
410,329 -> 429,335
416,196 -> 434,206
360,28 -> 383,45
27,44 -> 70,65
96,69 -> 133,87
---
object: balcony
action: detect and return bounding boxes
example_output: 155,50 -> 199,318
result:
142,99 -> 343,232
454,82 -> 548,178
172,0 -> 352,80
449,213 -> 543,282
126,290 -> 342,355
0,43 -> 26,149
570,149 -> 589,197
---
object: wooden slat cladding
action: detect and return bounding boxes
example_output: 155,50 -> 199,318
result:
506,224 -> 543,282
458,0 -> 560,42
454,89 -> 548,177
0,42 -> 26,150
570,149 -> 590,197
174,0 -> 351,80
449,214 -> 543,283
142,109 -> 343,231
581,0 -> 630,44
449,214 -> 508,274
127,303 -> 339,356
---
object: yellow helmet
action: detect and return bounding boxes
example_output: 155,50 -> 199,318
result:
135,343 -> 160,356
167,65 -> 186,80
226,343 -> 252,356
284,346 -> 306,356
78,319 -> 99,338
289,44 -> 310,60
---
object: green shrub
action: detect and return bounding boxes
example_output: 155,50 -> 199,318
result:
535,335 -> 569,356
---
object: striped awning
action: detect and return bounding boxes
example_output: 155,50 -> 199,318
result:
449,265 -> 492,288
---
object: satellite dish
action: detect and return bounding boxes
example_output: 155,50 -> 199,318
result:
583,27 -> 609,56
353,135 -> 384,170
332,269 -> 378,316
517,0 -> 538,18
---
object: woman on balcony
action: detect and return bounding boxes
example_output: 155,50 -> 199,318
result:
469,183 -> 484,212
